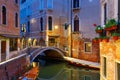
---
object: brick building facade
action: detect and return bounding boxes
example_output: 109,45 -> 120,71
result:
71,0 -> 100,62
0,0 -> 20,62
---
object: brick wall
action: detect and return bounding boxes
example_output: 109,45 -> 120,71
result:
0,0 -> 20,35
72,38 -> 100,62
0,54 -> 27,80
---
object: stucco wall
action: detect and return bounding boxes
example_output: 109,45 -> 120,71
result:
100,39 -> 120,80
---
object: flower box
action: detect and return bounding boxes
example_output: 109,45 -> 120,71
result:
112,32 -> 120,41
105,19 -> 118,31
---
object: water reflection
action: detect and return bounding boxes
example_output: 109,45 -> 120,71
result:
36,59 -> 100,80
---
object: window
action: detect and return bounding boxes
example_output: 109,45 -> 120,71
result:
2,6 -> 6,25
118,0 -> 120,20
49,38 -> 55,43
21,0 -> 26,4
84,42 -> 92,52
40,17 -> 43,31
47,0 -> 53,9
15,0 -> 18,4
84,76 -> 91,80
103,57 -> 107,77
102,3 -> 107,36
117,63 -> 120,80
21,24 -> 26,32
39,0 -> 44,10
15,13 -> 18,27
104,3 -> 107,24
27,21 -> 30,32
10,39 -> 17,51
73,0 -> 79,8
74,16 -> 79,32
48,16 -> 52,30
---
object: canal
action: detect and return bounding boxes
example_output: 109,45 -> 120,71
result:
36,59 -> 100,80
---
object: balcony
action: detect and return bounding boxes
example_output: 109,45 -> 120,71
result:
47,8 -> 53,12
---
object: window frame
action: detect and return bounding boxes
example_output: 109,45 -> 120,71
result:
48,16 -> 53,31
47,0 -> 53,9
1,5 -> 7,25
15,12 -> 18,27
74,15 -> 79,32
84,75 -> 91,80
84,42 -> 92,53
40,17 -> 44,31
103,57 -> 107,78
73,0 -> 79,8
27,21 -> 30,32
15,0 -> 18,4
115,61 -> 120,80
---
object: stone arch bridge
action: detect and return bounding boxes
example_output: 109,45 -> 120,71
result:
28,47 -> 67,62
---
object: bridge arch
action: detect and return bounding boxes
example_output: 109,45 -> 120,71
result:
30,47 -> 66,62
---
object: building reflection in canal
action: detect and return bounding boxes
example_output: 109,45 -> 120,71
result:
36,59 -> 100,80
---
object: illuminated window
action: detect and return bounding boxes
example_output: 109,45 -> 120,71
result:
2,6 -> 6,25
103,57 -> 107,77
84,42 -> 92,52
48,16 -> 52,30
74,15 -> 79,32
15,13 -> 18,27
73,0 -> 79,8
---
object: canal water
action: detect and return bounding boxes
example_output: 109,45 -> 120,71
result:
36,59 -> 100,80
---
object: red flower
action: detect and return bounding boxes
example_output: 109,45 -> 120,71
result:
93,24 -> 97,27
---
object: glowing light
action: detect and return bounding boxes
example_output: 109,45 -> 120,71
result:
31,18 -> 36,23
28,38 -> 31,41
55,25 -> 58,29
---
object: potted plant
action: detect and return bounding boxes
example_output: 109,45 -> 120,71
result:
105,19 -> 117,31
102,36 -> 109,42
95,25 -> 103,33
112,32 -> 120,41
97,36 -> 109,42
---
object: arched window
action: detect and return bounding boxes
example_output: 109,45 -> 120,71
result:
73,0 -> 79,8
48,16 -> 52,30
27,21 -> 30,32
74,16 -> 79,32
15,0 -> 18,4
2,6 -> 6,25
15,13 -> 18,27
40,17 -> 43,31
